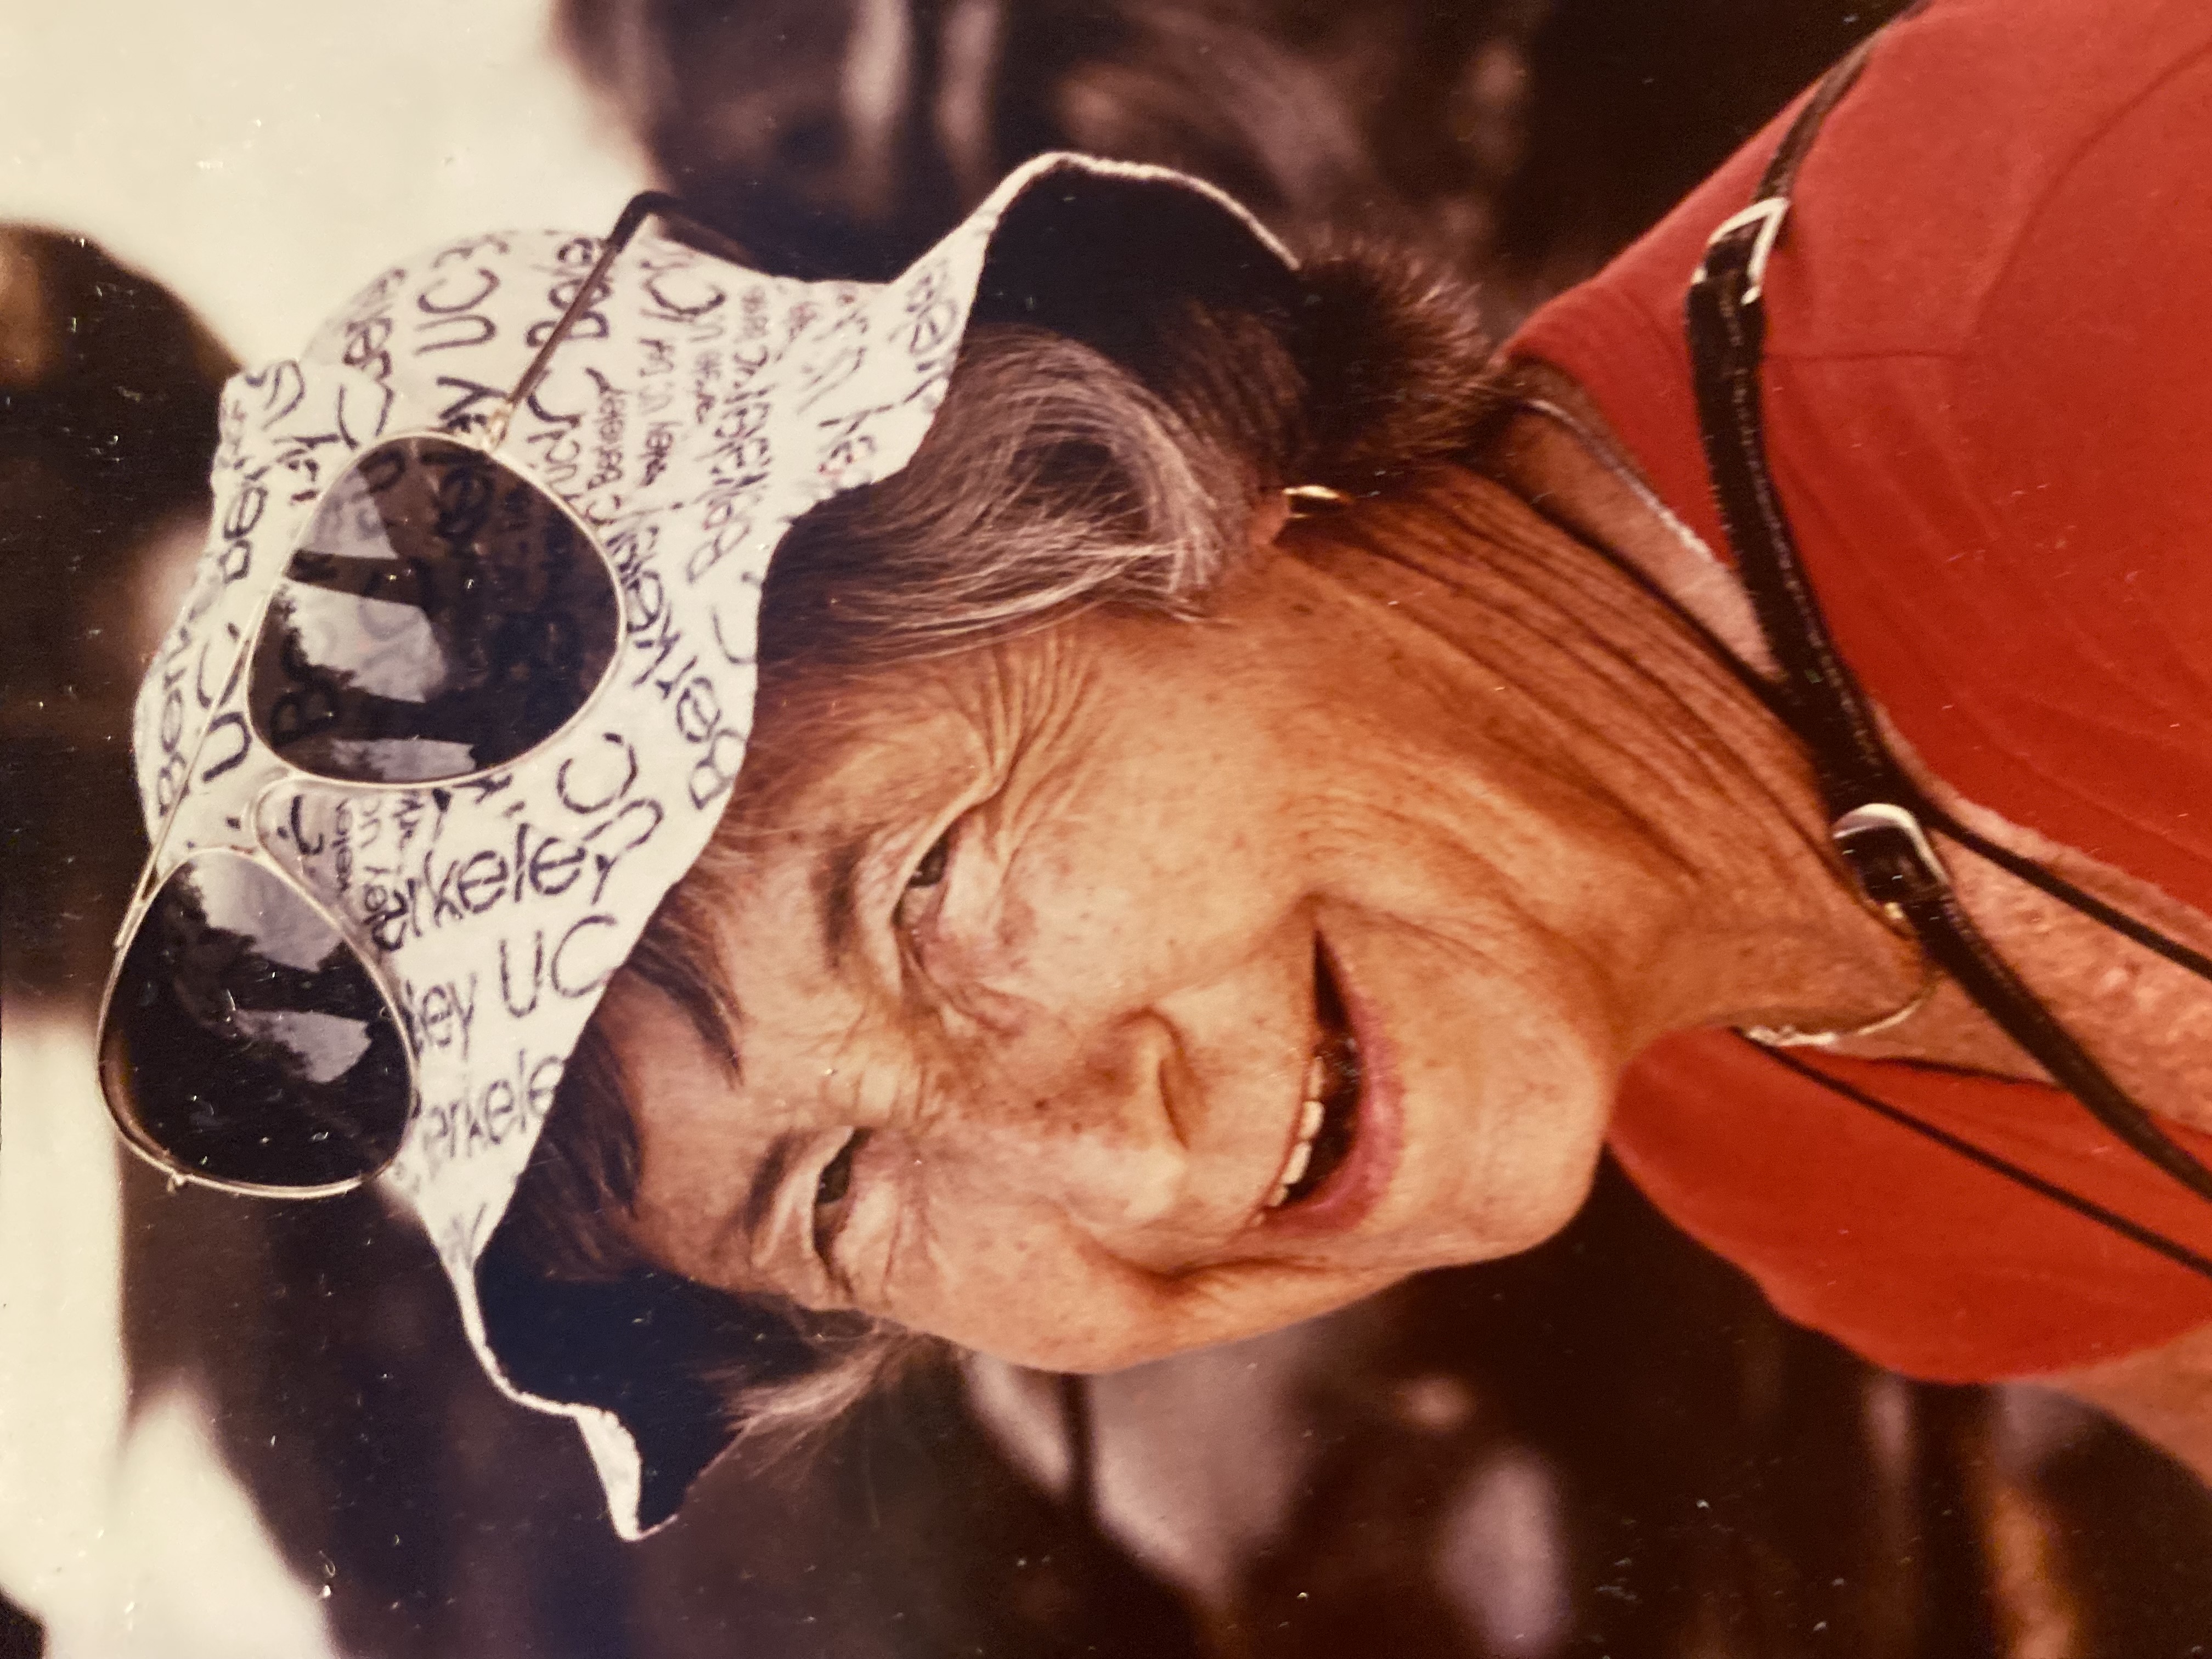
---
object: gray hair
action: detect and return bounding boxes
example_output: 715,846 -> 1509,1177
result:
757,313 -> 1294,669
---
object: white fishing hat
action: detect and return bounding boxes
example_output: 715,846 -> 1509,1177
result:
125,153 -> 1299,1536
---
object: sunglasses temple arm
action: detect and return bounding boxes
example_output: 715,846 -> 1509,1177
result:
481,191 -> 755,451
481,227 -> 633,452
112,616 -> 263,949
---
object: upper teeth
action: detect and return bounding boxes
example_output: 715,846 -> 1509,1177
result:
1267,1068 -> 1330,1209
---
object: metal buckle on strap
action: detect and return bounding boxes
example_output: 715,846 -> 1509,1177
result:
1830,803 -> 1951,915
1696,197 -> 1791,306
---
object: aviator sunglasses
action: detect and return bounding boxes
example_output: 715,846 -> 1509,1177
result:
97,194 -> 749,1198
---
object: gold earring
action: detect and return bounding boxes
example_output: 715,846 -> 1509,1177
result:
1283,484 -> 1352,518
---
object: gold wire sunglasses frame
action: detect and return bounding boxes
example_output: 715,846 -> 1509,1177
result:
95,193 -> 753,1199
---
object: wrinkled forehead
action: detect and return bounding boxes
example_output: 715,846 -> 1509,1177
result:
723,641 -> 1010,834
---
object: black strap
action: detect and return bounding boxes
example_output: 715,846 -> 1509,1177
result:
1753,1041 -> 2212,1284
1684,37 -> 2212,1221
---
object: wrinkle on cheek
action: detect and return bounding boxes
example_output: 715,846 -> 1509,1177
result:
933,826 -> 1096,1031
934,867 -> 1039,1005
1002,1260 -> 1396,1375
1141,1260 -> 1404,1359
952,1239 -> 1199,1373
853,1158 -> 933,1314
891,1193 -> 1385,1374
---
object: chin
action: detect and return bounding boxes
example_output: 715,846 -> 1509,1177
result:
1388,1163 -> 1601,1277
1401,1048 -> 1617,1271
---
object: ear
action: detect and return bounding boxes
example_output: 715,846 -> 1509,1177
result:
1248,489 -> 1293,551
1288,244 -> 1504,495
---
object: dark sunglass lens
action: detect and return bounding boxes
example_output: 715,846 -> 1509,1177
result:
99,855 -> 410,1190
246,435 -> 618,783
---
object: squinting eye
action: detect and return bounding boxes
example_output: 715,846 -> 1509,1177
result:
894,827 -> 955,933
908,831 -> 952,891
812,1130 -> 867,1258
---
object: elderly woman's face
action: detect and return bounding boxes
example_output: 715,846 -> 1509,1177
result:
615,544 -> 1630,1372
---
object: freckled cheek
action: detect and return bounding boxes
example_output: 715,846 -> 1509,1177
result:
890,1153 -> 1390,1368
891,1197 -> 1186,1370
934,852 -> 1131,1008
921,896 -> 1035,1034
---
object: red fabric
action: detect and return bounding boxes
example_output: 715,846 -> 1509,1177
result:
1508,0 -> 2212,1380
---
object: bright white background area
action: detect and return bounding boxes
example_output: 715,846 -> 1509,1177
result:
0,0 -> 649,363
0,5 -> 646,1651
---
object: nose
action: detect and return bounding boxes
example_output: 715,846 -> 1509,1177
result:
895,941 -> 1312,1261
924,1008 -> 1194,1237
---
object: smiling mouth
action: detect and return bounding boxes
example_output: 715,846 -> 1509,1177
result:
1266,940 -> 1364,1210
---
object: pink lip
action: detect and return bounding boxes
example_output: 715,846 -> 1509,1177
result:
1262,939 -> 1403,1239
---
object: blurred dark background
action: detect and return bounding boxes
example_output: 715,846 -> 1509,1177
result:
10,3 -> 2212,1656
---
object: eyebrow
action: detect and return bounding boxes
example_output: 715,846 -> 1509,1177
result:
815,831 -> 872,968
740,1132 -> 803,1250
720,826 -> 878,1259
